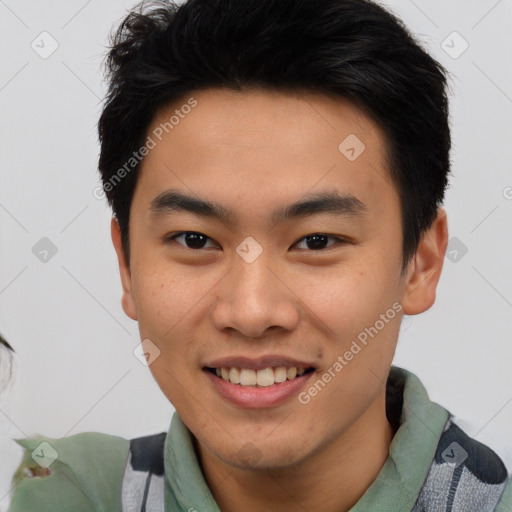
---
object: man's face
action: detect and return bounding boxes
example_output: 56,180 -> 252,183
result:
113,88 -> 424,469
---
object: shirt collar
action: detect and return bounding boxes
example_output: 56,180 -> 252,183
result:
163,365 -> 450,511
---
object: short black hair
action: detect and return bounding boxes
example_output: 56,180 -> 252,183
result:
98,0 -> 451,269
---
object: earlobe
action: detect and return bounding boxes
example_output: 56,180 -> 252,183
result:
111,217 -> 138,321
402,208 -> 448,315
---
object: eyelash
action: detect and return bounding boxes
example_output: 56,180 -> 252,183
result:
164,231 -> 348,251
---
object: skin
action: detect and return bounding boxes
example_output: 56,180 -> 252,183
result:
111,88 -> 448,512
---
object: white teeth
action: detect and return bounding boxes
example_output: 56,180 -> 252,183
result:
286,367 -> 297,380
239,368 -> 257,386
214,366 -> 310,386
228,367 -> 240,384
256,368 -> 275,387
274,366 -> 287,383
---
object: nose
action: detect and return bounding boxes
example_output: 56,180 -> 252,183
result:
211,252 -> 300,339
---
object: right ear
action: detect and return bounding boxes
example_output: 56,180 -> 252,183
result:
111,217 -> 138,321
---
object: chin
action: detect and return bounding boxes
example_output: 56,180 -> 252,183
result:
223,444 -> 309,472
204,428 -> 314,472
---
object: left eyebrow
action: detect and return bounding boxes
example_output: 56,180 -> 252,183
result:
270,191 -> 367,226
149,188 -> 367,227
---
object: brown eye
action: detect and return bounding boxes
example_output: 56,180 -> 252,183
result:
166,232 -> 217,249
294,234 -> 342,251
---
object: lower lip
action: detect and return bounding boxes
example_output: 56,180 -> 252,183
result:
204,370 -> 315,409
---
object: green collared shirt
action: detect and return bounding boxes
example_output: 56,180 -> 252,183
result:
7,366 -> 512,511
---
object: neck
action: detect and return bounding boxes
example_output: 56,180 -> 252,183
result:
196,387 -> 395,512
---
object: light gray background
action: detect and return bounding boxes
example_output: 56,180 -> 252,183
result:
1,0 -> 511,508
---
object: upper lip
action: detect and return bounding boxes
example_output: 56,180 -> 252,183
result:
203,355 -> 317,371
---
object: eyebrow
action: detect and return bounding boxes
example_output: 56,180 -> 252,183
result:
149,188 -> 367,227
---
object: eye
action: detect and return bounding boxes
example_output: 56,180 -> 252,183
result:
165,232 -> 218,250
165,232 -> 347,251
293,233 -> 345,251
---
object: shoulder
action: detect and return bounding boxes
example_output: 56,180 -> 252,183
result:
413,417 -> 511,512
8,432 -> 130,512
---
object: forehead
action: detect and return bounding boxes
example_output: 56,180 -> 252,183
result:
133,87 -> 396,222
149,87 -> 382,153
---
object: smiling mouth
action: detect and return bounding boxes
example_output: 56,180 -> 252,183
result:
205,366 -> 316,387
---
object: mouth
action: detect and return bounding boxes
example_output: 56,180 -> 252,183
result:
202,360 -> 317,409
205,365 -> 316,387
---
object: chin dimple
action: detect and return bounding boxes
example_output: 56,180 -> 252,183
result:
211,366 -> 310,387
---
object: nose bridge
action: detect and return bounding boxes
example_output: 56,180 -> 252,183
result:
231,247 -> 280,308
212,246 -> 299,337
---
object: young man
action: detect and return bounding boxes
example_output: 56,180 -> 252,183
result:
8,0 -> 512,510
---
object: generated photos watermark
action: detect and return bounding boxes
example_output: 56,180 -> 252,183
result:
93,97 -> 198,200
298,301 -> 403,405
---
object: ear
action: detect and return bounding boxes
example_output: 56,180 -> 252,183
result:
402,208 -> 448,315
111,217 -> 138,321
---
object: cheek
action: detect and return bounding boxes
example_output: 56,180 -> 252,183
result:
134,272 -> 176,329
132,257 -> 201,332
133,266 -> 203,407
130,259 -> 221,372
130,267 -> 188,373
298,263 -> 402,371
298,263 -> 397,328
